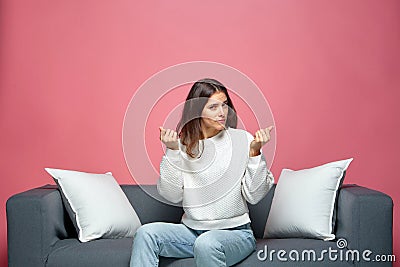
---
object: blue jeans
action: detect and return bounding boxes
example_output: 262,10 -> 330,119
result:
129,222 -> 256,267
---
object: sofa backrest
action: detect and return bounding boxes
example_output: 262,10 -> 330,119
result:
120,184 -> 276,239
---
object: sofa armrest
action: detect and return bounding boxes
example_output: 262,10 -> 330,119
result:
7,185 -> 74,267
336,184 -> 393,266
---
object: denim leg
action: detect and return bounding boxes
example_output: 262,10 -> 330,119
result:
129,222 -> 197,267
193,228 -> 256,267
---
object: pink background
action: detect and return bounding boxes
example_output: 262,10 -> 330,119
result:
1,0 -> 399,266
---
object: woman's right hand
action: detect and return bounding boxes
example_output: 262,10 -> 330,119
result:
159,126 -> 179,150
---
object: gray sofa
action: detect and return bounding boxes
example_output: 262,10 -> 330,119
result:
7,184 -> 393,267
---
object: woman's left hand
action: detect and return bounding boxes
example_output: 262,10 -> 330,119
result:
249,126 -> 274,157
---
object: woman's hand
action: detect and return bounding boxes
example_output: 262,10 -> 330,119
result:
159,126 -> 179,150
249,126 -> 274,157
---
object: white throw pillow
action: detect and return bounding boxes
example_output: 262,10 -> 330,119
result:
45,168 -> 142,242
264,158 -> 353,241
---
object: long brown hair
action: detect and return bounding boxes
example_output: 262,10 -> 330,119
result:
176,78 -> 237,158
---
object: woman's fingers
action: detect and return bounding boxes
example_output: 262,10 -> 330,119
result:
254,130 -> 266,143
165,129 -> 171,139
159,127 -> 179,150
165,129 -> 177,140
159,126 -> 166,140
256,131 -> 262,142
262,127 -> 272,142
259,129 -> 268,143
254,126 -> 274,144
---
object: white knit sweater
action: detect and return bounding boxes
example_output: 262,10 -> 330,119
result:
157,127 -> 274,230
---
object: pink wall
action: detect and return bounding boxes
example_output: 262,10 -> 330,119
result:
1,0 -> 399,266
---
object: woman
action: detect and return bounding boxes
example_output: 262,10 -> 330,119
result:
130,78 -> 274,267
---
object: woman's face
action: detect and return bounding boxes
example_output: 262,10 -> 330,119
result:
201,91 -> 229,137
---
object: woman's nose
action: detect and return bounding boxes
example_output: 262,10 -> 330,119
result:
218,106 -> 225,116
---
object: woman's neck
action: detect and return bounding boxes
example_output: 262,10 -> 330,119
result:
201,128 -> 223,139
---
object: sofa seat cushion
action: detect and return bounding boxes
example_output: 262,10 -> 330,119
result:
46,238 -> 133,267
46,238 -> 354,267
46,238 -> 197,267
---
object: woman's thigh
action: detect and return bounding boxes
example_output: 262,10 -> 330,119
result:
194,228 -> 256,266
135,222 -> 197,258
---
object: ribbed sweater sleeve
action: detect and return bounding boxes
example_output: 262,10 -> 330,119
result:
241,132 -> 275,204
157,148 -> 184,203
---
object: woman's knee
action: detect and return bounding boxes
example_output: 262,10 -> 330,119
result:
134,222 -> 164,241
193,232 -> 223,255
